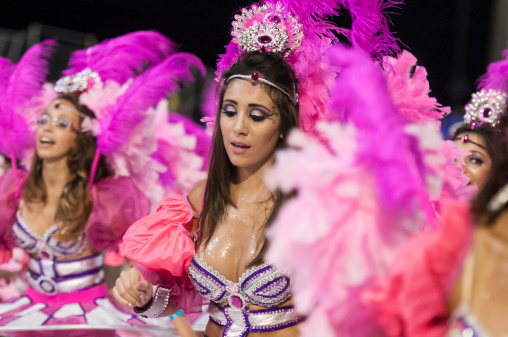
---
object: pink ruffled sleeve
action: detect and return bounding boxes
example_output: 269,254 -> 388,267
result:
120,195 -> 196,277
120,195 -> 206,313
86,176 -> 151,260
0,170 -> 27,254
367,200 -> 473,337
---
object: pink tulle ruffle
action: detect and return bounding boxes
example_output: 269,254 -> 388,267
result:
120,195 -> 196,277
87,176 -> 152,258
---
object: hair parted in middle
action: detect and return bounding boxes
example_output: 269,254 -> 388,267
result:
199,51 -> 299,266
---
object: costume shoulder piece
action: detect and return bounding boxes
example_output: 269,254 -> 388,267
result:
120,194 -> 196,277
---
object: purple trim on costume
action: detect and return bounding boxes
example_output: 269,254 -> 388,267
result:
223,308 -> 250,337
14,220 -> 37,250
248,304 -> 294,314
254,276 -> 290,298
208,303 -> 305,334
241,265 -> 271,288
191,258 -> 226,287
29,267 -> 104,283
190,258 -> 228,302
190,256 -> 292,307
55,267 -> 103,283
190,277 -> 211,296
250,317 -> 306,332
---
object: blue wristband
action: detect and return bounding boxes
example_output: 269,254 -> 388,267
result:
170,309 -> 185,320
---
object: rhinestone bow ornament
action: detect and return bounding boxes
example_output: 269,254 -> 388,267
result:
232,2 -> 303,57
464,89 -> 507,129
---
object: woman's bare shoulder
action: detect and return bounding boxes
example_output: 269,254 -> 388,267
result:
187,179 -> 207,213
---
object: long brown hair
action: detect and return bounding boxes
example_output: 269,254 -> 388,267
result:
23,93 -> 111,240
469,114 -> 508,224
199,51 -> 299,266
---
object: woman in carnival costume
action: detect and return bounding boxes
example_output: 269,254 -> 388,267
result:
113,1 -> 409,336
450,58 -> 508,190
0,31 -> 205,335
367,48 -> 508,337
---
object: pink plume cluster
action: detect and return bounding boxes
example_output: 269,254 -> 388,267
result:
152,101 -> 209,196
80,52 -> 205,208
97,53 -> 205,156
383,50 -> 450,124
477,47 -> 508,91
64,31 -> 175,85
266,46 -> 448,337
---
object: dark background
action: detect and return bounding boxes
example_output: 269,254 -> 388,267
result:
0,0 -> 497,132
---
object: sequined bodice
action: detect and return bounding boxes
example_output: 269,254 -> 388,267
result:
13,211 -> 103,295
188,254 -> 292,308
13,211 -> 87,260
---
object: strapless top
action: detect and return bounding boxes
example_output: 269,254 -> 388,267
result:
13,211 -> 87,260
188,254 -> 304,336
188,254 -> 292,309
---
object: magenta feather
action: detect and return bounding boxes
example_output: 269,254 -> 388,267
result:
5,40 -> 55,116
327,46 -> 426,213
477,47 -> 508,92
63,31 -> 176,84
383,50 -> 450,124
0,40 -> 55,160
99,52 -> 205,155
340,0 -> 402,60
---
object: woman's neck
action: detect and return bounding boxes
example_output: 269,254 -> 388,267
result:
42,157 -> 70,198
232,156 -> 275,199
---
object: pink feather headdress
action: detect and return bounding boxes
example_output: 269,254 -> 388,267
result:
55,31 -> 175,94
52,31 -> 177,192
383,50 -> 451,125
214,0 -> 401,133
56,31 -> 175,93
0,40 -> 56,195
79,52 -> 205,205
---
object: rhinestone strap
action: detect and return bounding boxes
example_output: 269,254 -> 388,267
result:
133,285 -> 172,318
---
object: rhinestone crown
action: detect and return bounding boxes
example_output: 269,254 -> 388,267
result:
231,2 -> 303,58
464,89 -> 507,129
54,67 -> 102,93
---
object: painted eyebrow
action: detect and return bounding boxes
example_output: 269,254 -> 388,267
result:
223,99 -> 238,105
223,99 -> 270,111
43,111 -> 72,119
469,150 -> 485,156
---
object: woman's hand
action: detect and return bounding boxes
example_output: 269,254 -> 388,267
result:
112,267 -> 153,308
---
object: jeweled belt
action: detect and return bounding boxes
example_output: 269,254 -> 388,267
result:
209,302 -> 305,337
27,253 -> 104,295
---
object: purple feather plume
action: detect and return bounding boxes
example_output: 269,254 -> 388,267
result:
477,47 -> 508,92
99,52 -> 205,155
0,40 -> 55,160
63,31 -> 176,84
5,40 -> 55,117
328,46 -> 425,213
340,0 -> 402,60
